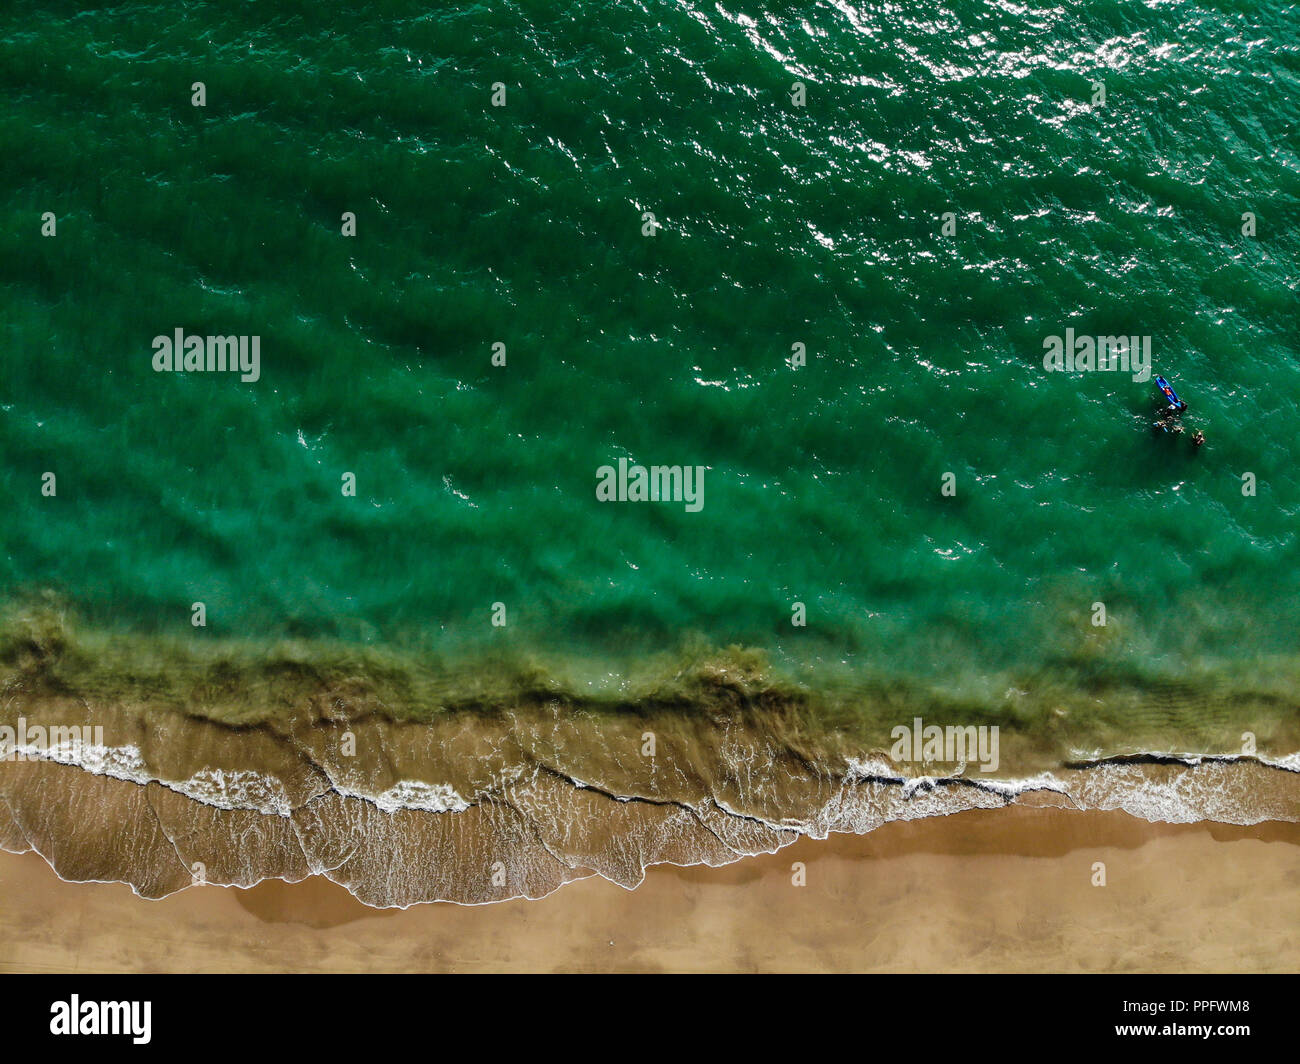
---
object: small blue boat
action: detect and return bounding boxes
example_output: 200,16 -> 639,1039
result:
1155,375 -> 1186,412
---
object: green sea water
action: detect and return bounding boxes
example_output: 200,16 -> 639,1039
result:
2,0 -> 1298,712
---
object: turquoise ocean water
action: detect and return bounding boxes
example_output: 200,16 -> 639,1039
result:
1,0 -> 1298,708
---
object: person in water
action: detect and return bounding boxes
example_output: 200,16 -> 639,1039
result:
1192,429 -> 1205,448
1153,405 -> 1178,431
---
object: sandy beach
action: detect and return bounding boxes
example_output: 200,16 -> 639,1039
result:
2,805 -> 1296,973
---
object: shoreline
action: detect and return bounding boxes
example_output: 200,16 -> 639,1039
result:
3,750 -> 1296,908
3,608 -> 1297,910
3,805 -> 1297,973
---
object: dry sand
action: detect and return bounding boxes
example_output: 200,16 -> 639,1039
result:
1,806 -> 1296,973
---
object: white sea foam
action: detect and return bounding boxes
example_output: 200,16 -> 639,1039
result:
844,755 -> 899,780
4,734 -> 1298,909
13,737 -> 1299,847
335,778 -> 471,814
11,740 -> 153,787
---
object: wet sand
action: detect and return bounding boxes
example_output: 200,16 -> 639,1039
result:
1,805 -> 1297,973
